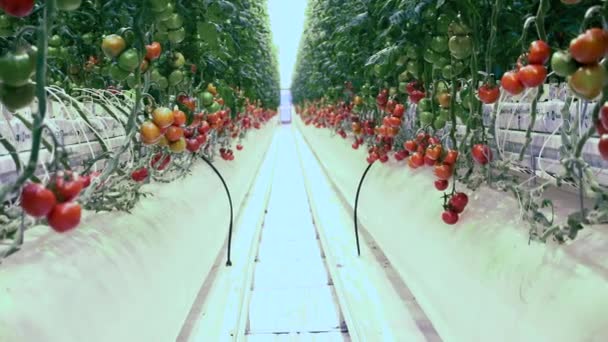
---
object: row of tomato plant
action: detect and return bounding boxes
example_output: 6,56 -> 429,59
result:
293,0 -> 608,243
0,0 -> 279,260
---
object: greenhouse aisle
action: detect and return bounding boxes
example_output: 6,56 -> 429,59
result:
245,126 -> 349,341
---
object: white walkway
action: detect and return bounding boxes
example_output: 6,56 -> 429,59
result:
246,126 -> 348,340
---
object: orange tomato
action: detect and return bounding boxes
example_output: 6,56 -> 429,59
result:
173,110 -> 187,126
152,107 -> 174,128
165,126 -> 184,142
140,121 -> 161,144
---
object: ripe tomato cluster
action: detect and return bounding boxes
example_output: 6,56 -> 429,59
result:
442,192 -> 469,225
405,81 -> 425,104
140,107 -> 189,153
501,40 -> 550,95
20,171 -> 95,233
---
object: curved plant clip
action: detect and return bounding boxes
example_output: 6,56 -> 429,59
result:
200,155 -> 234,266
354,161 -> 374,257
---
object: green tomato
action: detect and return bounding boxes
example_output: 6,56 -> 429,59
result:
168,27 -> 186,44
209,101 -> 221,113
126,74 -> 137,88
150,68 -> 162,82
49,35 -> 62,47
148,0 -> 168,12
200,91 -> 214,106
442,65 -> 454,79
434,115 -> 447,129
0,48 -> 36,87
551,50 -> 578,78
154,31 -> 169,42
389,87 -> 398,96
157,77 -> 169,90
82,32 -> 94,45
406,46 -> 418,59
449,35 -> 472,60
419,111 -> 434,125
430,36 -> 449,53
418,98 -> 432,112
0,15 -> 12,28
56,0 -> 82,11
398,82 -> 408,93
109,64 -> 130,81
448,21 -> 471,36
118,49 -> 140,72
398,71 -> 410,82
164,13 -> 183,30
154,3 -> 174,20
436,15 -> 451,34
396,55 -> 408,67
423,48 -> 439,64
435,56 -> 450,68
171,52 -> 186,68
168,70 -> 184,86
407,60 -> 421,77
0,82 -> 35,112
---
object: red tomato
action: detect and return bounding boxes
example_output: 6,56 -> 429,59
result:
600,103 -> 608,131
434,179 -> 449,191
442,210 -> 459,225
393,104 -> 406,118
472,144 -> 493,165
236,144 -> 243,151
596,120 -> 608,135
404,140 -> 417,152
426,145 -> 443,160
501,70 -> 525,95
196,134 -> 207,145
569,28 -> 608,64
443,149 -> 459,165
0,0 -> 34,17
387,116 -> 401,127
528,40 -> 551,65
186,138 -> 200,153
131,167 -> 149,182
449,192 -> 469,213
47,202 -> 82,233
434,164 -> 453,180
478,84 -> 500,104
408,152 -> 425,168
21,183 -> 57,217
145,42 -> 162,61
409,90 -> 425,104
52,171 -> 84,202
517,64 -> 547,88
198,120 -> 211,134
424,154 -> 436,166
599,135 -> 608,160
151,153 -> 171,170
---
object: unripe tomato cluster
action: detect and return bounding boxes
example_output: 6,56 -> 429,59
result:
20,170 -> 96,233
0,45 -> 37,112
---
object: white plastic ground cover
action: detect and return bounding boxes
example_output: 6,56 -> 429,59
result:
295,117 -> 608,342
293,126 -> 430,341
0,121 -> 277,342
